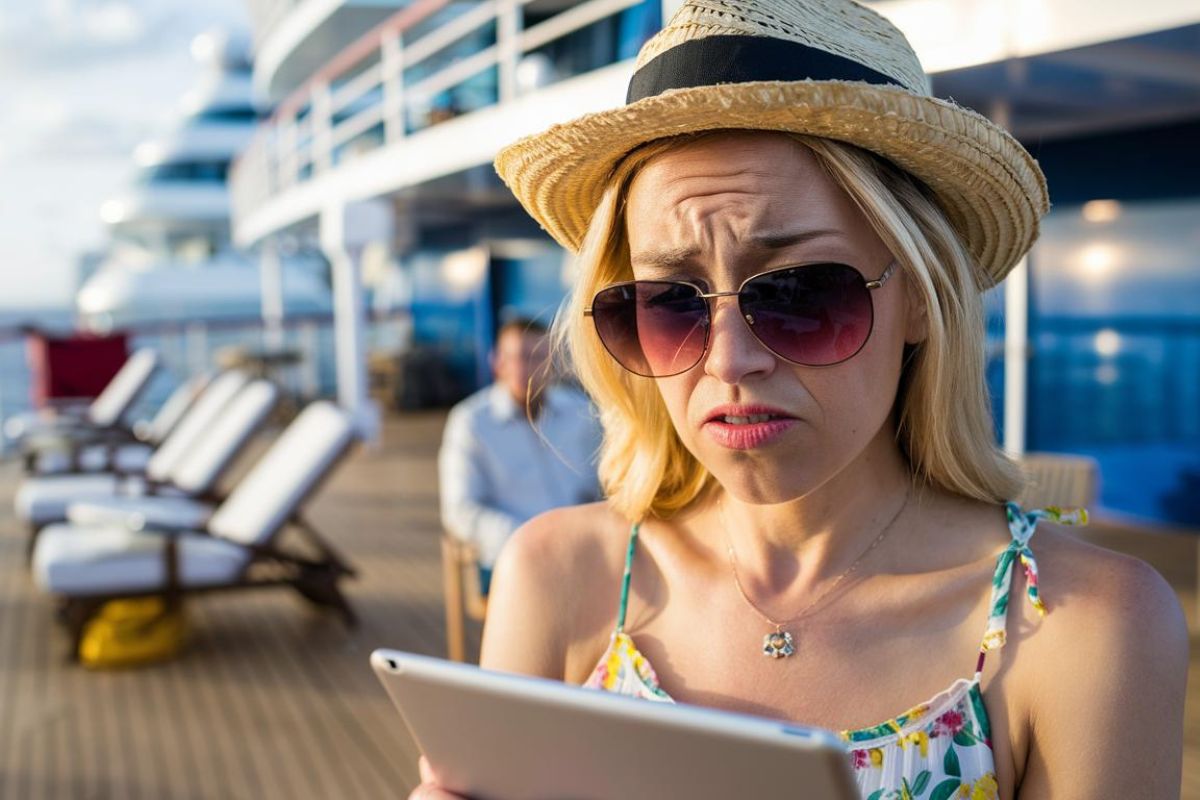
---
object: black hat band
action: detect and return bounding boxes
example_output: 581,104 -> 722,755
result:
627,35 -> 902,104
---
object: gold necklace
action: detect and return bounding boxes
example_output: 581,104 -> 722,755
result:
722,487 -> 911,660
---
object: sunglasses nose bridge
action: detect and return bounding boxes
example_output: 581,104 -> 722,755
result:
698,289 -> 778,378
697,288 -> 755,329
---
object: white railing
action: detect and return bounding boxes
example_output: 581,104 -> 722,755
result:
231,0 -> 649,239
0,311 -> 413,433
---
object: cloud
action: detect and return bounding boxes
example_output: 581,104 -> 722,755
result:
30,113 -> 143,158
0,0 -> 252,307
0,0 -> 248,72
0,0 -> 250,161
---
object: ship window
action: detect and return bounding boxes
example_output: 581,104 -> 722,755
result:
139,160 -> 231,184
195,107 -> 259,123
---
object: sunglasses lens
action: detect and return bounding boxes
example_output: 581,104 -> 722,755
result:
591,282 -> 708,377
741,263 -> 874,366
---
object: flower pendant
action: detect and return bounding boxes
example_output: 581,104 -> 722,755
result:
762,630 -> 795,659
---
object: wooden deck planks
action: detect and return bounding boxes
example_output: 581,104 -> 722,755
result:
0,412 -> 453,799
0,410 -> 1194,797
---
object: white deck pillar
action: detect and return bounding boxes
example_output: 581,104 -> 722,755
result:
1003,258 -> 1030,456
320,200 -> 393,443
260,236 -> 286,351
991,99 -> 1029,457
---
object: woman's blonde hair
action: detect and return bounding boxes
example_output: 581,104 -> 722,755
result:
555,131 -> 1023,521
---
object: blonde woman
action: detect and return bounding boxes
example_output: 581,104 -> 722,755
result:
415,1 -> 1187,797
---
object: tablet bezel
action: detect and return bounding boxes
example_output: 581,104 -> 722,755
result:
372,648 -> 858,800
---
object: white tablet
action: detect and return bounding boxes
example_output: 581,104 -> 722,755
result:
371,649 -> 858,800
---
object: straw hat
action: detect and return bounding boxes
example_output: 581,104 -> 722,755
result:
494,0 -> 1049,288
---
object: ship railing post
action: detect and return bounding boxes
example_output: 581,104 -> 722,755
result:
382,29 -> 406,143
185,322 -> 209,378
313,81 -> 334,174
280,114 -> 298,189
497,0 -> 523,103
260,236 -> 286,354
299,319 -> 321,401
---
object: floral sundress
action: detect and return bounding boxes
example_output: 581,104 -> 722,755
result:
584,502 -> 1087,799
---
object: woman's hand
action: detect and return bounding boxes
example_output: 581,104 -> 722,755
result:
408,756 -> 469,799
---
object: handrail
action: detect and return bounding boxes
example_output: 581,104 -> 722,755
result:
521,0 -> 642,53
273,0 -> 452,122
404,2 -> 498,70
231,0 -> 658,235
0,307 -> 411,344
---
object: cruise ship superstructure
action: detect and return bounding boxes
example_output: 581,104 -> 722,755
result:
230,0 -> 1200,521
78,29 -> 332,330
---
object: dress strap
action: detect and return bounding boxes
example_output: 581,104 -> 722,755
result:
973,502 -> 1088,680
615,523 -> 641,633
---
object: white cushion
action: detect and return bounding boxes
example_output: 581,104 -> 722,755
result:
34,524 -> 248,595
142,373 -> 211,444
144,370 -> 249,481
16,474 -> 125,525
67,496 -> 214,531
88,349 -> 159,427
209,402 -> 354,546
168,380 -> 277,495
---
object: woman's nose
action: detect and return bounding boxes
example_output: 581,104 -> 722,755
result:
702,296 -> 776,383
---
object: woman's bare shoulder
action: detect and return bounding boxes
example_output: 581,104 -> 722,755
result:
1006,524 -> 1189,795
1013,521 -> 1188,701
502,502 -> 635,581
1029,521 -> 1184,627
480,503 -> 635,676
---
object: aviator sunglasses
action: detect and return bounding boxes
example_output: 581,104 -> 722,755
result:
585,260 -> 898,378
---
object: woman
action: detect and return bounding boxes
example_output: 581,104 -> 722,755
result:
416,1 -> 1188,797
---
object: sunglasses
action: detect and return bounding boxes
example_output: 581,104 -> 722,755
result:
585,260 -> 897,378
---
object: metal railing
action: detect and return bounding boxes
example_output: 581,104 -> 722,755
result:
0,312 -> 412,429
231,0 -> 650,232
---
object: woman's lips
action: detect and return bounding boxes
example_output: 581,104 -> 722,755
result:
701,417 -> 799,450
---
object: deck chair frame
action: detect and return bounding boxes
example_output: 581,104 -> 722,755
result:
17,349 -> 160,466
51,427 -> 359,658
23,373 -> 210,475
441,534 -> 488,663
23,376 -> 275,562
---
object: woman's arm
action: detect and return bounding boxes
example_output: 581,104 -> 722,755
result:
478,506 -> 589,677
1017,551 -> 1188,798
410,507 -> 599,799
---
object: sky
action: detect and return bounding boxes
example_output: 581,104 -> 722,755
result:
0,0 -> 250,310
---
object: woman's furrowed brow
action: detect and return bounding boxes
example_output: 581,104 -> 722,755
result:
631,228 -> 845,272
630,246 -> 700,273
748,228 -> 846,249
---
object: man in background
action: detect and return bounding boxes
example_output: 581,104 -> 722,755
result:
438,317 -> 602,594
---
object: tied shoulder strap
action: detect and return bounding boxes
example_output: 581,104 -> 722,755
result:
973,503 -> 1088,680
615,523 -> 641,634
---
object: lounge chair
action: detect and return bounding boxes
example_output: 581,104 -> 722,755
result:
64,385 -> 333,532
32,401 -> 359,654
4,348 -> 160,447
16,374 -> 274,560
27,372 -> 211,476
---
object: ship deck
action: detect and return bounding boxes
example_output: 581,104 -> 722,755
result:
0,411 -> 1196,798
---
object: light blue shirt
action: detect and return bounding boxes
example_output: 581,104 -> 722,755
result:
438,384 -> 603,567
